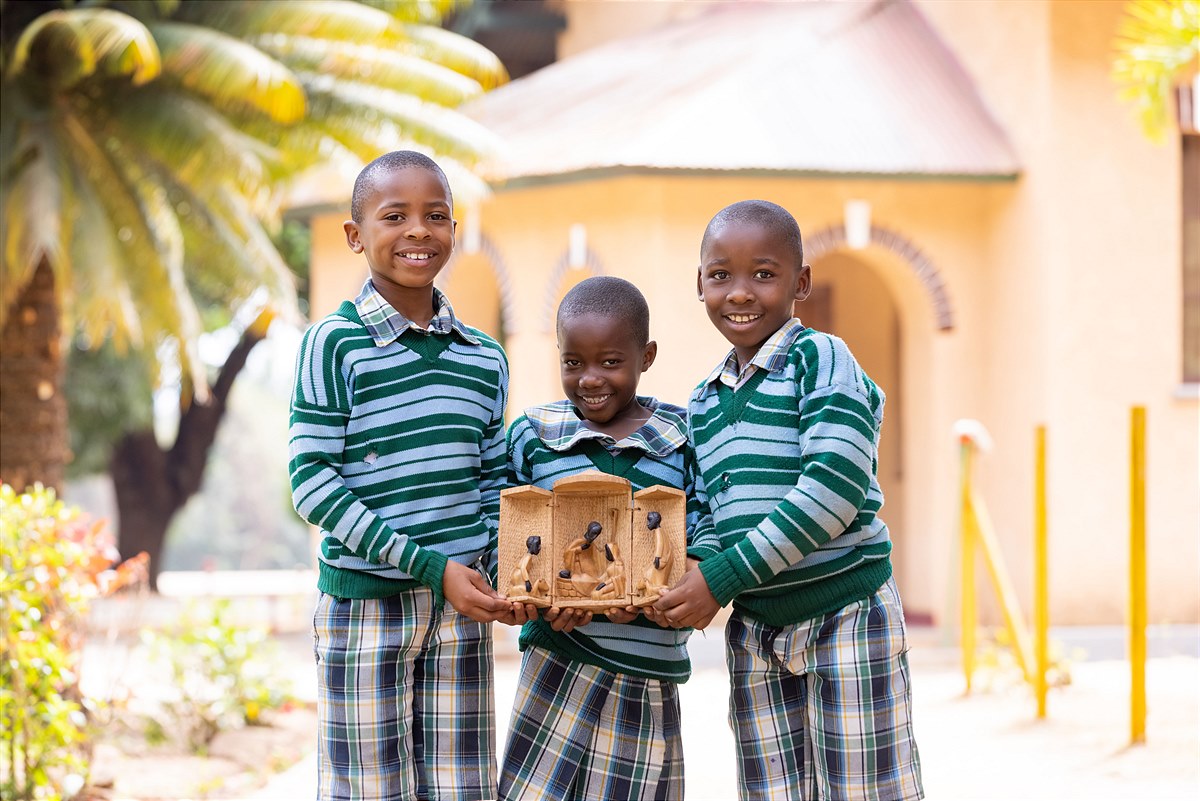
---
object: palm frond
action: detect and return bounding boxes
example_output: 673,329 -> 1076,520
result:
1,130 -> 66,327
179,0 -> 506,87
397,23 -> 507,89
357,0 -> 466,26
252,35 -> 485,107
1113,0 -> 1200,139
57,108 -> 208,395
302,74 -> 503,165
8,8 -> 160,91
149,21 -> 305,125
305,115 -> 491,205
103,87 -> 278,204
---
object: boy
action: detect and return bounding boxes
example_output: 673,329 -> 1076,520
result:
498,276 -> 715,801
289,150 -> 511,801
655,200 -> 924,800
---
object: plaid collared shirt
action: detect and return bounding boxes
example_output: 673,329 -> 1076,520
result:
701,316 -> 807,390
354,278 -> 480,347
521,396 -> 687,458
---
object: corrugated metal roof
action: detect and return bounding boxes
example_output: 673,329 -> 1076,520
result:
462,0 -> 1020,183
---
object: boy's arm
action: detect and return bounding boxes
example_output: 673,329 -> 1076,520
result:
683,441 -> 722,562
477,351 -> 510,585
289,326 -> 492,611
696,382 -> 877,607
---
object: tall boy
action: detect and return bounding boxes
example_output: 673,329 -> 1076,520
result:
498,276 -> 715,801
289,151 -> 511,801
655,200 -> 924,800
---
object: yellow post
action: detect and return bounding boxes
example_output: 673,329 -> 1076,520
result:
960,439 -> 976,694
1130,407 -> 1147,744
970,488 -> 1036,683
1034,426 -> 1049,719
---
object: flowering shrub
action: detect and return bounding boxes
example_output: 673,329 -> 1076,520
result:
0,483 -> 146,800
141,599 -> 295,753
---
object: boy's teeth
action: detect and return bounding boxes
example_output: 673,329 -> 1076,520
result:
727,314 -> 759,323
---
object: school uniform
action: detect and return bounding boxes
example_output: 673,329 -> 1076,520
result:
499,398 -> 715,801
689,317 -> 924,801
290,279 -> 508,801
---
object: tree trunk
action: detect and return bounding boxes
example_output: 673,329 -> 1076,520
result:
110,316 -> 268,589
0,258 -> 67,493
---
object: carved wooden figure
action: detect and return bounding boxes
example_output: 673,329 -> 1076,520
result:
499,472 -> 686,611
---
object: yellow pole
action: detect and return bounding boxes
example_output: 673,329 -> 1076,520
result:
1034,425 -> 1049,719
970,488 -> 1036,683
1130,407 -> 1147,744
960,440 -> 976,694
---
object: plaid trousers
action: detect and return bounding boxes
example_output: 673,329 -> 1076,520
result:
313,589 -> 496,801
499,646 -> 684,801
726,577 -> 923,801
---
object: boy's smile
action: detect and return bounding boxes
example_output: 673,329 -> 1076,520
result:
558,312 -> 657,440
698,221 -> 811,367
343,165 -> 455,324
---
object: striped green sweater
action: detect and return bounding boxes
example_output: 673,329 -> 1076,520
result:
689,319 -> 892,626
289,298 -> 508,604
507,398 -> 718,683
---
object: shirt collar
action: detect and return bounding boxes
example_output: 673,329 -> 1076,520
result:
523,398 -> 688,457
701,317 -> 807,390
354,278 -> 480,348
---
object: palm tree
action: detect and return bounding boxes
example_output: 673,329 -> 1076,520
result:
1113,0 -> 1199,140
1,0 -> 506,583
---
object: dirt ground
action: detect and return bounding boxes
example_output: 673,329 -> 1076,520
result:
83,705 -> 317,801
77,595 -> 1199,801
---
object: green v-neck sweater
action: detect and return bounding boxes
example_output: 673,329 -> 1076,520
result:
289,301 -> 508,603
688,330 -> 893,626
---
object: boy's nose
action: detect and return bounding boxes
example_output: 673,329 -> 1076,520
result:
727,282 -> 754,303
579,373 -> 604,389
404,221 -> 430,238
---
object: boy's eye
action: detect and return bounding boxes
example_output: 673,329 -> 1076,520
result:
709,270 -> 729,281
429,212 -> 448,221
754,269 -> 775,280
602,359 -> 621,367
384,213 -> 403,222
563,359 -> 581,368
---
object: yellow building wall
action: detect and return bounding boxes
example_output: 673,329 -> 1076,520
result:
303,0 -> 1199,626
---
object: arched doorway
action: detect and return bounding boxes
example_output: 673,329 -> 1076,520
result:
801,252 -> 909,603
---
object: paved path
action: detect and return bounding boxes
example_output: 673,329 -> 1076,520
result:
250,624 -> 1200,800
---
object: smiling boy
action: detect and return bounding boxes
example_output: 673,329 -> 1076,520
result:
289,151 -> 511,801
498,276 -> 716,801
655,200 -> 924,800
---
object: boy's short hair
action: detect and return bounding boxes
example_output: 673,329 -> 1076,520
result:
556,276 -> 650,346
351,150 -> 452,223
701,200 -> 804,269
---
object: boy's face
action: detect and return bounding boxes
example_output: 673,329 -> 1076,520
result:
343,166 -> 455,297
697,221 -> 811,366
558,312 -> 657,429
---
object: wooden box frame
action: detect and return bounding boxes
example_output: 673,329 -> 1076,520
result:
499,472 -> 686,610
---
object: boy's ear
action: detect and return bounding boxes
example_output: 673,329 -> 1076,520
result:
794,263 -> 812,302
695,267 -> 704,301
642,340 -> 658,372
344,220 -> 363,253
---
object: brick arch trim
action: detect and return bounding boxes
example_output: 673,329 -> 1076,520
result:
439,234 -> 521,335
805,225 -> 955,331
541,248 -> 605,333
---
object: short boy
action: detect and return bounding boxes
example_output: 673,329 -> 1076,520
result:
289,151 -> 511,801
498,276 -> 716,801
655,200 -> 924,800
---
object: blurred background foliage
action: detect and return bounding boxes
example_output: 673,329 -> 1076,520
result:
1,0 -> 506,584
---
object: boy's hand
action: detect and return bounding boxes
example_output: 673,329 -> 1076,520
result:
544,606 -> 591,632
654,569 -> 721,630
604,606 -> 638,625
443,561 -> 511,623
493,601 -> 539,627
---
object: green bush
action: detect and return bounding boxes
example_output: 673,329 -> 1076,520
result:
0,483 -> 147,801
141,599 -> 295,754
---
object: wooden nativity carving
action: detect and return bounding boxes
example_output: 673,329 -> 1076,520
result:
499,472 -> 686,610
